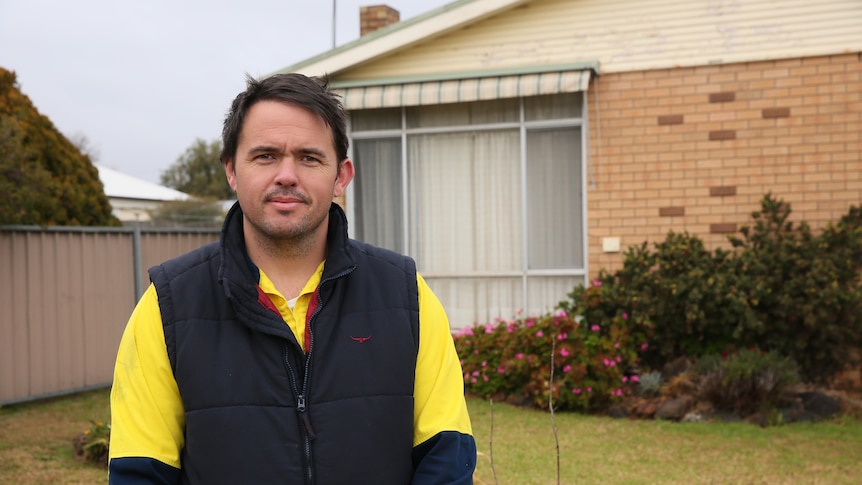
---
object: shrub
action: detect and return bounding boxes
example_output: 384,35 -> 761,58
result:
729,195 -> 862,383
697,349 -> 800,415
558,194 -> 862,383
637,371 -> 663,397
454,309 -> 640,413
73,420 -> 110,467
560,232 -> 757,371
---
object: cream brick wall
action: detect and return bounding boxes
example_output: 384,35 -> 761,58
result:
587,53 -> 862,277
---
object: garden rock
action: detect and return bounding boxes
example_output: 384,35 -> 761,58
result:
799,391 -> 841,420
655,396 -> 692,421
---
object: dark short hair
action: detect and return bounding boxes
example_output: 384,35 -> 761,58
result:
220,73 -> 349,166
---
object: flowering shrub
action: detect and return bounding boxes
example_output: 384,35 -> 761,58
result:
454,305 -> 641,413
73,420 -> 110,467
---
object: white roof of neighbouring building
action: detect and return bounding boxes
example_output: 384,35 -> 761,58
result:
95,164 -> 190,202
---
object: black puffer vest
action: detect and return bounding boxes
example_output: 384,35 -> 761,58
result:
149,203 -> 420,485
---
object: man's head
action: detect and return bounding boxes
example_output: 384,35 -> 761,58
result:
221,73 -> 349,168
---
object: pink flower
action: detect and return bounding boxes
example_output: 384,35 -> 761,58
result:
474,350 -> 480,355
591,325 -> 600,332
515,353 -> 525,360
463,373 -> 469,380
560,348 -> 570,357
556,310 -> 567,318
485,326 -> 494,334
572,388 -> 582,394
515,308 -> 523,315
525,319 -> 535,327
614,343 -> 620,348
641,343 -> 649,350
609,360 -> 616,367
631,375 -> 640,382
472,371 -> 480,377
536,331 -> 544,337
483,375 -> 489,382
622,312 -> 629,320
622,376 -> 628,382
586,387 -> 592,393
557,333 -> 568,340
497,367 -> 506,374
563,365 -> 572,373
603,358 -> 611,366
507,325 -> 515,333
470,378 -> 477,383
592,280 -> 602,287
614,388 -> 623,396
464,328 -> 474,336
616,356 -> 622,363
481,361 -> 487,367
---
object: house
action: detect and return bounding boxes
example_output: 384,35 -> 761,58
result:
273,0 -> 861,329
95,164 -> 190,224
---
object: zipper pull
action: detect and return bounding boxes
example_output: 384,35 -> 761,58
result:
297,395 -> 317,440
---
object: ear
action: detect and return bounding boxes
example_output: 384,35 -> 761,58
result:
224,159 -> 238,192
333,158 -> 354,198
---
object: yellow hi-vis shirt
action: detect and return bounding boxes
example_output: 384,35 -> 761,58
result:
109,264 -> 472,469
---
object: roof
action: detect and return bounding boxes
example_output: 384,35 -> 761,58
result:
274,0 -> 529,78
95,164 -> 190,202
275,0 -> 860,81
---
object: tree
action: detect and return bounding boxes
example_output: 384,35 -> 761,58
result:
161,138 -> 233,200
0,68 -> 118,226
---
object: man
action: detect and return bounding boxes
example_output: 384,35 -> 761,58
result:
109,73 -> 476,484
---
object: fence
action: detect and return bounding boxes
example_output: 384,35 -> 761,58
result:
0,225 -> 219,405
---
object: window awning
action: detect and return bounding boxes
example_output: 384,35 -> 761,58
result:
335,69 -> 592,110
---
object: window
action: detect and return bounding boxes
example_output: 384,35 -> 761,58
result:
350,93 -> 586,328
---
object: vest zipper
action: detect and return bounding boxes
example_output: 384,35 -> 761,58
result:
288,266 -> 355,485
283,344 -> 315,485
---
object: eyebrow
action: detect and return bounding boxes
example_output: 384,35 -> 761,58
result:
245,145 -> 329,159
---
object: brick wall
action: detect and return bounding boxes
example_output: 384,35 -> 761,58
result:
587,52 -> 862,276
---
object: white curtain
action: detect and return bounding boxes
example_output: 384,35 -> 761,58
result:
353,138 -> 403,252
526,127 -> 584,269
408,130 -> 522,273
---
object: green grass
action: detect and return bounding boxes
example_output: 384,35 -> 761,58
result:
2,389 -> 861,484
468,399 -> 862,484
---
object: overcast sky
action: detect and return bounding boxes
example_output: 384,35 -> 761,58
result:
0,0 -> 450,184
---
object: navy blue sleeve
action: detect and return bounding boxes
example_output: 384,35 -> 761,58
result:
109,457 -> 181,485
411,431 -> 477,485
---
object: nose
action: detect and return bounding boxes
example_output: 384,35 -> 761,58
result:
273,157 -> 299,186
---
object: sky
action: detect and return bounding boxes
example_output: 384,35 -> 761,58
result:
0,0 -> 451,184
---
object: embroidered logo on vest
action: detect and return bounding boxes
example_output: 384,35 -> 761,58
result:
350,335 -> 372,343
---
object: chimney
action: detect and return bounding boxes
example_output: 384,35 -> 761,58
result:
360,5 -> 400,36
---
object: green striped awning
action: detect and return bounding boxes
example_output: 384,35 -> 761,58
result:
335,69 -> 592,110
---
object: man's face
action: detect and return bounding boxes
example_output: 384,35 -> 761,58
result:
225,100 -> 353,247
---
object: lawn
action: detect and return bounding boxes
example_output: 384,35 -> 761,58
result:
2,388 -> 861,484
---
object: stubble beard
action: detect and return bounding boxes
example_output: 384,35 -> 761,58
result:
247,208 -> 328,260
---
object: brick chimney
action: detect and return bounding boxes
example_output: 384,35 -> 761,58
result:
360,5 -> 400,36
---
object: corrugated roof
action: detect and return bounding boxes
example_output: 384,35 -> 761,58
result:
95,164 -> 190,202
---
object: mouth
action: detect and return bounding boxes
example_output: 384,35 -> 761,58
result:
265,192 -> 308,210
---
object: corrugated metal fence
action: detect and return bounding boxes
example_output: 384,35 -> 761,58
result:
0,226 -> 219,405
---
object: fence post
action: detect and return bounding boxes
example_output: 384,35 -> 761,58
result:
133,227 -> 143,300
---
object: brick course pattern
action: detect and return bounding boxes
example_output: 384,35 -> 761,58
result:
360,5 -> 400,36
587,53 -> 861,276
